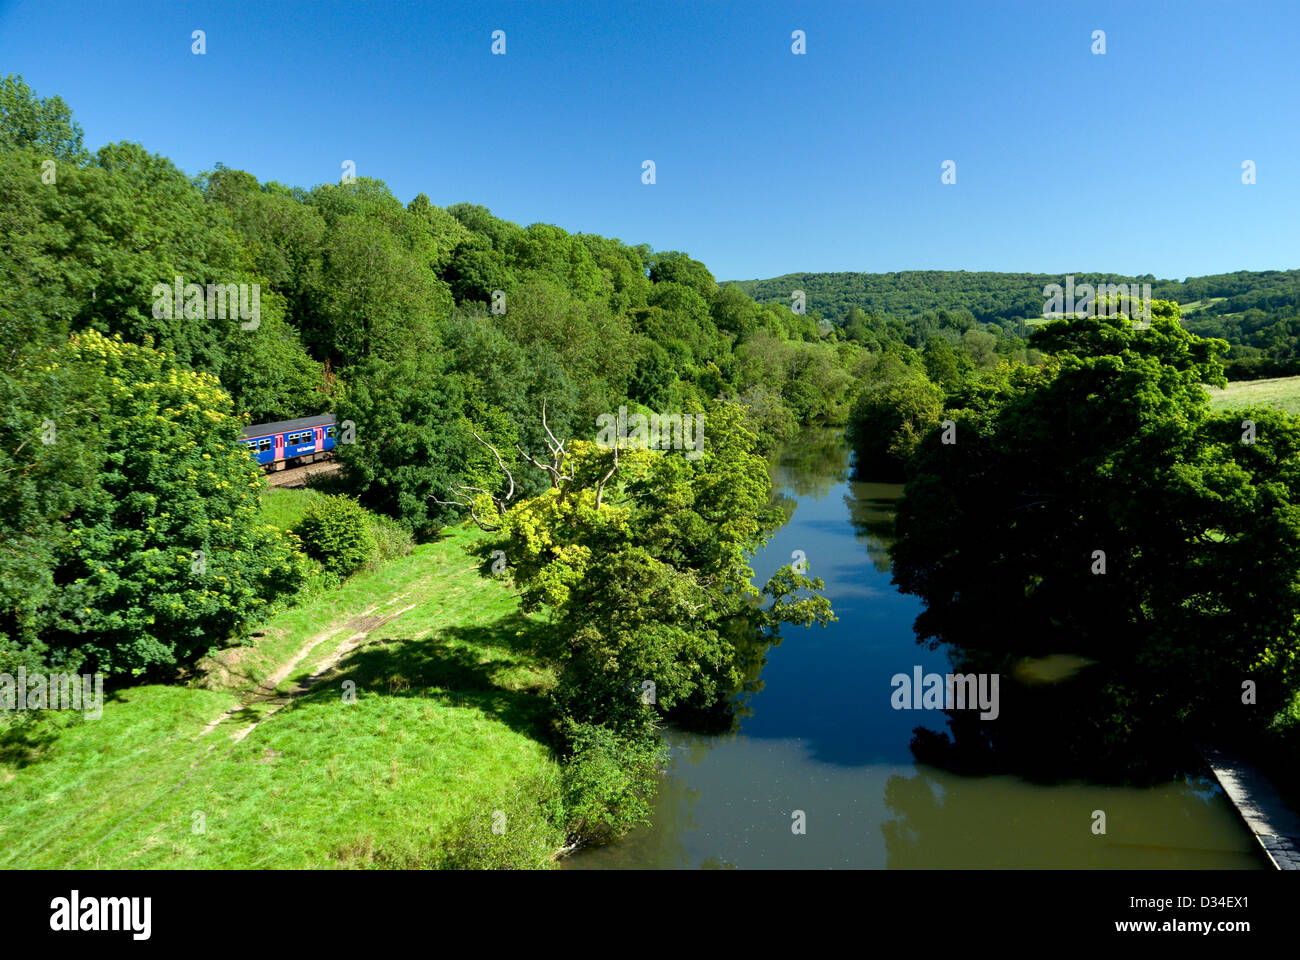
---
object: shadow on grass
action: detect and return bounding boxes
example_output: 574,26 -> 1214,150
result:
0,718 -> 60,768
0,689 -> 130,769
291,613 -> 560,746
217,704 -> 275,728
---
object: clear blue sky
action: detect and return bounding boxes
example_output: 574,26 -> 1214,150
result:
2,0 -> 1297,281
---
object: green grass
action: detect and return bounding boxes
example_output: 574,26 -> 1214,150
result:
261,486 -> 328,532
1204,375 -> 1300,416
0,521 -> 566,869
1175,297 -> 1227,316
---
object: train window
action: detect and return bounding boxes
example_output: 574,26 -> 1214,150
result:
325,426 -> 335,439
258,438 -> 271,451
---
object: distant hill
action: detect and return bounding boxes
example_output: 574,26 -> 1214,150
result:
728,268 -> 1300,327
728,269 -> 1300,379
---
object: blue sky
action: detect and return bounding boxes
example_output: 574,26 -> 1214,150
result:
2,0 -> 1297,281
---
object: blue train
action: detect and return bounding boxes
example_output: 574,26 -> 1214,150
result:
240,414 -> 337,471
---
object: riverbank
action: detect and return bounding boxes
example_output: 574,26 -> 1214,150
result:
1199,745 -> 1300,870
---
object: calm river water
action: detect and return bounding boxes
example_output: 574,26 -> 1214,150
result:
565,430 -> 1263,869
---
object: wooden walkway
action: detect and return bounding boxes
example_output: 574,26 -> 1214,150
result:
1198,744 -> 1300,870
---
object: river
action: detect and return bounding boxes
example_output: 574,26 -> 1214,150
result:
564,429 -> 1263,869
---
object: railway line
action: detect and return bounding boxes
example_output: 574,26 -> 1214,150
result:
264,458 -> 342,488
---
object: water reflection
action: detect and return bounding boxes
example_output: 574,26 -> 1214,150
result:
563,428 -> 1262,869
569,733 -> 1258,869
881,767 -> 1257,869
847,481 -> 899,575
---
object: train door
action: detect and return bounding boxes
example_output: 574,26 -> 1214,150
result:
314,427 -> 323,453
274,433 -> 284,462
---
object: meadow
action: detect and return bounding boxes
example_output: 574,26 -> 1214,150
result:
0,491 -> 565,869
1204,375 -> 1300,415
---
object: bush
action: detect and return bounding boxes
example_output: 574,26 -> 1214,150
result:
345,770 -> 565,870
560,719 -> 664,846
431,772 -> 567,869
293,494 -> 376,578
364,512 -> 414,566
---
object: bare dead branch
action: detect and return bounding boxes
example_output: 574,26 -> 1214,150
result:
540,399 -> 564,458
438,401 -> 612,523
595,442 -> 618,509
515,441 -> 573,489
515,442 -> 552,475
471,430 -> 514,504
430,491 -> 502,531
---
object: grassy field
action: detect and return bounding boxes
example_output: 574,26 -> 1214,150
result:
1173,297 -> 1228,316
1204,375 -> 1300,416
0,491 -> 566,868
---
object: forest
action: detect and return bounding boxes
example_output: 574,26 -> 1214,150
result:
0,73 -> 853,669
733,268 -> 1300,379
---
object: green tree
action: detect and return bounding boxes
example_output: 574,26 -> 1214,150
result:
892,306 -> 1298,727
648,251 -> 717,300
847,375 -> 943,480
306,210 -> 447,367
922,336 -> 972,392
334,351 -> 478,538
13,331 -> 309,676
481,401 -> 834,728
0,336 -> 103,671
961,327 -> 999,370
216,299 -> 328,424
0,73 -> 85,159
711,284 -> 765,338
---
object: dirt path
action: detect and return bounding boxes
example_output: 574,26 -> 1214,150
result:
199,594 -> 416,742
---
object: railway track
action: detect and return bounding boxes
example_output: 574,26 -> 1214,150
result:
264,458 -> 342,488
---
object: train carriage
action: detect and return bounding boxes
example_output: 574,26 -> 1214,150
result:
240,414 -> 337,471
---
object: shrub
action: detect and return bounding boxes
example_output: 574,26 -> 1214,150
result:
431,771 -> 567,869
560,719 -> 664,846
364,512 -> 414,566
293,494 -> 376,578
